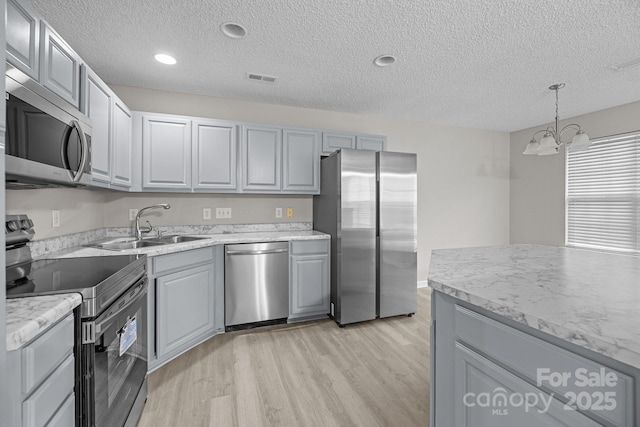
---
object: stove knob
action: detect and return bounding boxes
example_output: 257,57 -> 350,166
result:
7,220 -> 19,231
20,219 -> 31,229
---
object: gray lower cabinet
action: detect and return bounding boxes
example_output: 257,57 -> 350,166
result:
148,246 -> 224,371
141,114 -> 192,191
6,0 -> 39,80
431,291 -> 639,427
241,124 -> 282,192
289,240 -> 330,321
39,22 -> 81,108
6,313 -> 76,427
192,119 -> 237,192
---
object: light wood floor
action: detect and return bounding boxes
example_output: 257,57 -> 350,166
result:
137,288 -> 431,427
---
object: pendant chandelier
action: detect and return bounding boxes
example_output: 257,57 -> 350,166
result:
522,83 -> 591,155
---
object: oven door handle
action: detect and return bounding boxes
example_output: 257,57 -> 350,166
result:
84,278 -> 147,343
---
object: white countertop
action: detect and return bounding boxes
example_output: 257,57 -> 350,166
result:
6,293 -> 82,351
45,230 -> 330,258
428,244 -> 640,370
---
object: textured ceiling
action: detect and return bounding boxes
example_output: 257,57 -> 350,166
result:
30,0 -> 640,132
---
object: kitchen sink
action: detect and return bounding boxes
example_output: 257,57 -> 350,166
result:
87,240 -> 165,251
84,235 -> 209,251
152,235 -> 208,244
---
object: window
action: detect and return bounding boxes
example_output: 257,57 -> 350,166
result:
566,131 -> 639,254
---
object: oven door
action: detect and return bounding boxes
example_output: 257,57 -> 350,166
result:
82,277 -> 147,427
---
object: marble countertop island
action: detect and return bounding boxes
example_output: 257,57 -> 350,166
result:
428,244 -> 640,370
6,293 -> 82,351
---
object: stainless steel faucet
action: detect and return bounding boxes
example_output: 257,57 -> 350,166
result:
135,204 -> 171,240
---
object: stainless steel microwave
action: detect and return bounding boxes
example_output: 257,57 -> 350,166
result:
5,65 -> 92,188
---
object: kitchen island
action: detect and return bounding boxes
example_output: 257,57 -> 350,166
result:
428,245 -> 640,427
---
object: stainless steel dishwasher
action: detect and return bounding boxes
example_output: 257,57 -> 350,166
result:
225,241 -> 289,330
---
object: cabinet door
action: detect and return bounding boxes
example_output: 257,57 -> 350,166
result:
356,135 -> 386,152
453,342 -> 603,427
321,132 -> 355,155
289,254 -> 329,319
156,263 -> 215,358
39,23 -> 81,108
142,116 -> 191,190
6,0 -> 39,80
192,120 -> 237,191
85,70 -> 112,184
112,99 -> 133,188
283,129 -> 320,193
241,125 -> 282,191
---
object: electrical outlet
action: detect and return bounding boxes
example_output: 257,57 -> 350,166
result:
286,207 -> 294,218
203,208 -> 212,220
129,209 -> 139,221
52,210 -> 60,228
275,208 -> 282,218
216,208 -> 232,219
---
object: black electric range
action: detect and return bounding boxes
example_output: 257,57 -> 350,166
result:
7,254 -> 146,317
5,214 -> 146,318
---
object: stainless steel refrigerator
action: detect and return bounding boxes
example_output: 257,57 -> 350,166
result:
313,148 -> 417,326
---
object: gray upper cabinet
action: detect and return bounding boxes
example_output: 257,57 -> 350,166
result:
85,68 -> 112,185
142,114 -> 192,191
83,67 -> 132,189
241,124 -> 282,192
322,132 -> 355,155
356,135 -> 386,152
6,0 -> 39,80
111,99 -> 133,188
39,22 -> 81,108
192,119 -> 237,192
283,129 -> 320,193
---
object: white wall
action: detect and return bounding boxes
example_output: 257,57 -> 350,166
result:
111,85 -> 511,281
510,101 -> 640,245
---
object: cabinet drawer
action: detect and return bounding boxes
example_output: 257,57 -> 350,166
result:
152,246 -> 214,275
290,240 -> 329,255
454,305 -> 634,427
22,314 -> 74,394
22,354 -> 74,427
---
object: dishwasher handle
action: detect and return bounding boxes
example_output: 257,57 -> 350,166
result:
226,248 -> 288,256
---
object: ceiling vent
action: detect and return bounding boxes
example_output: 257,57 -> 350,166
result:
608,56 -> 640,71
246,72 -> 277,83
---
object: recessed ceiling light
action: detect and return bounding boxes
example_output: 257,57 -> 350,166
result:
154,53 -> 176,65
221,22 -> 247,39
374,55 -> 396,67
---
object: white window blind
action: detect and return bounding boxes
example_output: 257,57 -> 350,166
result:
566,131 -> 639,254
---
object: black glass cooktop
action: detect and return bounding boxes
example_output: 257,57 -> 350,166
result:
6,255 -> 143,298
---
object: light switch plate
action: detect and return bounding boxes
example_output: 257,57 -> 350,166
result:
129,209 -> 138,221
216,208 -> 232,219
276,208 -> 282,218
203,208 -> 212,220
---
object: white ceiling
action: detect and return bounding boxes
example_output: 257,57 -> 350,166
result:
30,0 -> 640,132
